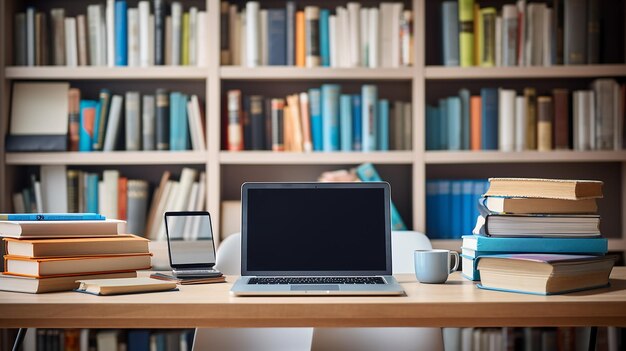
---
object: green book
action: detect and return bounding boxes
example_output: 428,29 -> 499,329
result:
458,0 -> 475,67
182,12 -> 190,65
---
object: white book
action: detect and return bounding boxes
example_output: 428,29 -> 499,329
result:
260,9 -> 268,66
516,0 -> 526,66
99,4 -> 107,65
240,10 -> 247,67
138,1 -> 150,67
338,7 -> 350,68
186,99 -> 200,151
106,0 -> 115,67
359,8 -> 369,67
368,8 -> 379,68
189,95 -> 206,150
573,91 -> 591,151
148,180 -> 172,240
514,96 -> 527,151
127,8 -> 140,67
33,181 -> 43,213
347,2 -> 361,67
189,7 -> 198,66
98,181 -> 105,217
245,2 -> 260,67
229,5 -> 240,65
495,16 -> 502,67
41,165 -> 68,213
148,15 -> 155,65
173,168 -> 197,213
157,181 -> 179,241
542,7 -> 552,66
390,3 -> 403,68
498,89 -> 516,151
181,182 -> 199,241
87,5 -> 104,66
379,4 -> 392,67
190,173 -> 207,240
103,95 -> 124,151
400,10 -> 412,66
26,7 -> 35,66
12,193 -> 25,214
329,15 -> 338,67
197,11 -> 208,66
171,2 -> 182,65
64,18 -> 78,67
102,170 -> 119,220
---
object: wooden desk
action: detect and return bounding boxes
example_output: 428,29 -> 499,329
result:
2,269 -> 626,329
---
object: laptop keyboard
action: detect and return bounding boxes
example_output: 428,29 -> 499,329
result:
248,277 -> 386,285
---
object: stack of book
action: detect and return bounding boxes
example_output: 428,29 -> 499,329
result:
0,214 -> 152,294
226,84 -> 411,152
462,178 -> 615,295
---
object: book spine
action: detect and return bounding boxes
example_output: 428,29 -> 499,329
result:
537,96 -> 554,151
586,0 -> 599,64
220,2 -> 230,65
171,2 -> 182,65
67,170 -> 79,213
498,89 -> 516,151
322,84 -> 341,151
245,2 -> 260,67
309,88 -> 323,151
447,96 -> 462,150
439,99 -> 448,149
106,0 -> 115,66
68,89 -> 81,152
26,7 -> 35,66
402,103 -> 412,150
189,7 -> 198,66
139,1 -> 150,67
305,7 -> 320,68
64,18 -> 78,67
352,95 -> 363,151
36,12 -> 49,66
515,95 -> 527,151
377,99 -> 389,151
259,9 -> 268,65
227,90 -> 243,151
299,93 -> 313,152
169,92 -> 181,150
573,90 -> 589,150
115,0 -> 128,66
142,95 -> 155,150
442,1 -> 460,66
361,85 -> 378,151
319,9 -> 330,67
524,87 -> 537,150
51,8 -> 66,66
543,7 -> 553,66
495,15 -> 502,67
79,101 -> 97,152
76,15 -> 88,66
481,88 -> 498,150
271,99 -> 285,151
242,95 -> 252,149
239,10 -> 247,67
14,13 -> 26,66
400,10 -> 413,66
101,95 -> 122,151
287,94 -> 303,152
564,0 -> 586,64
250,95 -> 265,150
153,0 -> 165,65
480,8 -> 496,67
93,89 -> 111,151
86,174 -> 99,213
295,11 -> 305,67
340,94 -> 353,151
553,0 -> 564,65
286,2 -> 295,66
155,89 -> 170,150
127,8 -> 139,67
329,15 -> 338,67
197,11 -> 208,66
359,8 -> 369,67
458,0 -> 475,67
459,89 -> 471,149
425,104 -> 437,150
553,89 -> 570,149
367,8 -> 379,68
450,181 -> 462,239
390,3 -> 403,67
267,9 -> 286,66
125,91 -> 141,151
118,177 -> 128,220
127,179 -> 149,237
502,5 -> 518,66
229,5 -> 240,65
347,2 -> 361,67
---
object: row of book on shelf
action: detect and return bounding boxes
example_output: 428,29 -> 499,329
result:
21,329 -> 193,351
426,79 -> 626,151
7,82 -> 206,152
11,165 -> 205,241
14,0 -> 207,67
226,85 -> 411,152
463,177 -> 614,296
442,0 -> 624,67
221,1 -> 412,68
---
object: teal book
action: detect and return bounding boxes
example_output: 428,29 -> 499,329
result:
115,0 -> 128,66
377,99 -> 389,151
462,235 -> 608,255
352,95 -> 362,151
319,9 -> 330,67
179,93 -> 189,150
441,1 -> 460,66
321,84 -> 340,151
425,105 -> 440,150
79,100 -> 98,152
438,98 -> 448,150
169,92 -> 189,150
361,85 -> 378,151
355,163 -> 407,230
86,173 -> 99,213
339,94 -> 352,151
459,89 -> 470,150
447,96 -> 461,150
169,92 -> 180,150
309,88 -> 323,151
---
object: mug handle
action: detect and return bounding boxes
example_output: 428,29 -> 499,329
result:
449,251 -> 460,274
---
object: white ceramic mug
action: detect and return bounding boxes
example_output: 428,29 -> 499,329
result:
414,249 -> 460,284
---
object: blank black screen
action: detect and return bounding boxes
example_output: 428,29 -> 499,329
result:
245,187 -> 389,272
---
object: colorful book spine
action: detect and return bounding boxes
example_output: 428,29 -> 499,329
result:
441,1 -> 459,66
304,6 -> 320,68
480,88 -> 498,150
319,9 -> 330,67
377,99 -> 389,151
267,9 -> 286,65
439,98 -> 448,150
309,88 -> 323,151
155,88 -> 169,150
79,100 -> 98,152
459,89 -> 470,150
68,88 -> 81,152
227,90 -> 243,151
321,84 -> 340,151
361,85 -> 378,151
114,0 -> 128,66
271,98 -> 285,151
339,94 -> 352,151
447,96 -> 462,150
458,0 -> 475,67
352,95 -> 362,151
86,173 -> 99,213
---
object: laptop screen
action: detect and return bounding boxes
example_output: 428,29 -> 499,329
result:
242,183 -> 392,276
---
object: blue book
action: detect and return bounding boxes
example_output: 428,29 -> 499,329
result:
127,330 -> 150,351
437,180 -> 451,238
169,92 -> 181,150
180,93 -> 189,150
355,163 -> 407,231
319,9 -> 330,67
480,88 -> 498,150
447,96 -> 461,150
309,88 -> 323,151
352,95 -> 362,151
459,89 -> 470,150
115,0 -> 128,66
79,100 -> 98,152
425,105 -> 440,150
361,85 -> 378,151
426,180 -> 439,239
321,84 -> 340,151
86,173 -> 99,213
377,99 -> 389,151
438,98 -> 448,150
461,180 -> 475,236
267,9 -> 286,65
0,213 -> 105,221
339,94 -> 352,151
441,1 -> 460,66
462,235 -> 608,255
450,181 -> 462,239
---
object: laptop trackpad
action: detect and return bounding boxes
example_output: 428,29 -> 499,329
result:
291,285 -> 339,291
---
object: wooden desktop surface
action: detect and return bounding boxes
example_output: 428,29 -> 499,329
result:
2,269 -> 626,329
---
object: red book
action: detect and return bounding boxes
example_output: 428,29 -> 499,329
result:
118,177 -> 128,221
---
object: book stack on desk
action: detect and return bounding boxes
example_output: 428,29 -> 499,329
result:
0,213 -> 152,293
462,178 -> 609,283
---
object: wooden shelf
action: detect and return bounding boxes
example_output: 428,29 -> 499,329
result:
220,66 -> 415,80
425,64 -> 626,80
219,151 -> 415,165
5,151 -> 208,165
5,66 -> 208,80
424,150 -> 626,164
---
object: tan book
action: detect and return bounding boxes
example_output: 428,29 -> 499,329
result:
76,15 -> 89,65
4,235 -> 149,258
150,272 -> 225,285
483,197 -> 598,214
50,8 -> 66,65
299,93 -> 313,152
485,178 -> 603,200
75,277 -> 176,296
537,96 -> 553,151
0,219 -> 126,238
286,94 -> 304,152
4,253 -> 152,278
0,271 -> 137,294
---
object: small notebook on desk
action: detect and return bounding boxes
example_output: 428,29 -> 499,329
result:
150,272 -> 226,285
75,277 -> 178,296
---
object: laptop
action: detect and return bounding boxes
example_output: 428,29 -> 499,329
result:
231,182 -> 405,296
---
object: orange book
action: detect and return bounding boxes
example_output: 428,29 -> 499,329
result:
295,11 -> 305,67
283,105 -> 294,151
118,177 -> 128,220
3,235 -> 149,258
286,94 -> 304,152
470,96 -> 482,150
4,253 -> 152,278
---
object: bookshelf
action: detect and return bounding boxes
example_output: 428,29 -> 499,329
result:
0,0 -> 625,256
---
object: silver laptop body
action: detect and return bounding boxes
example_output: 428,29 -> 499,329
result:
231,182 -> 405,296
